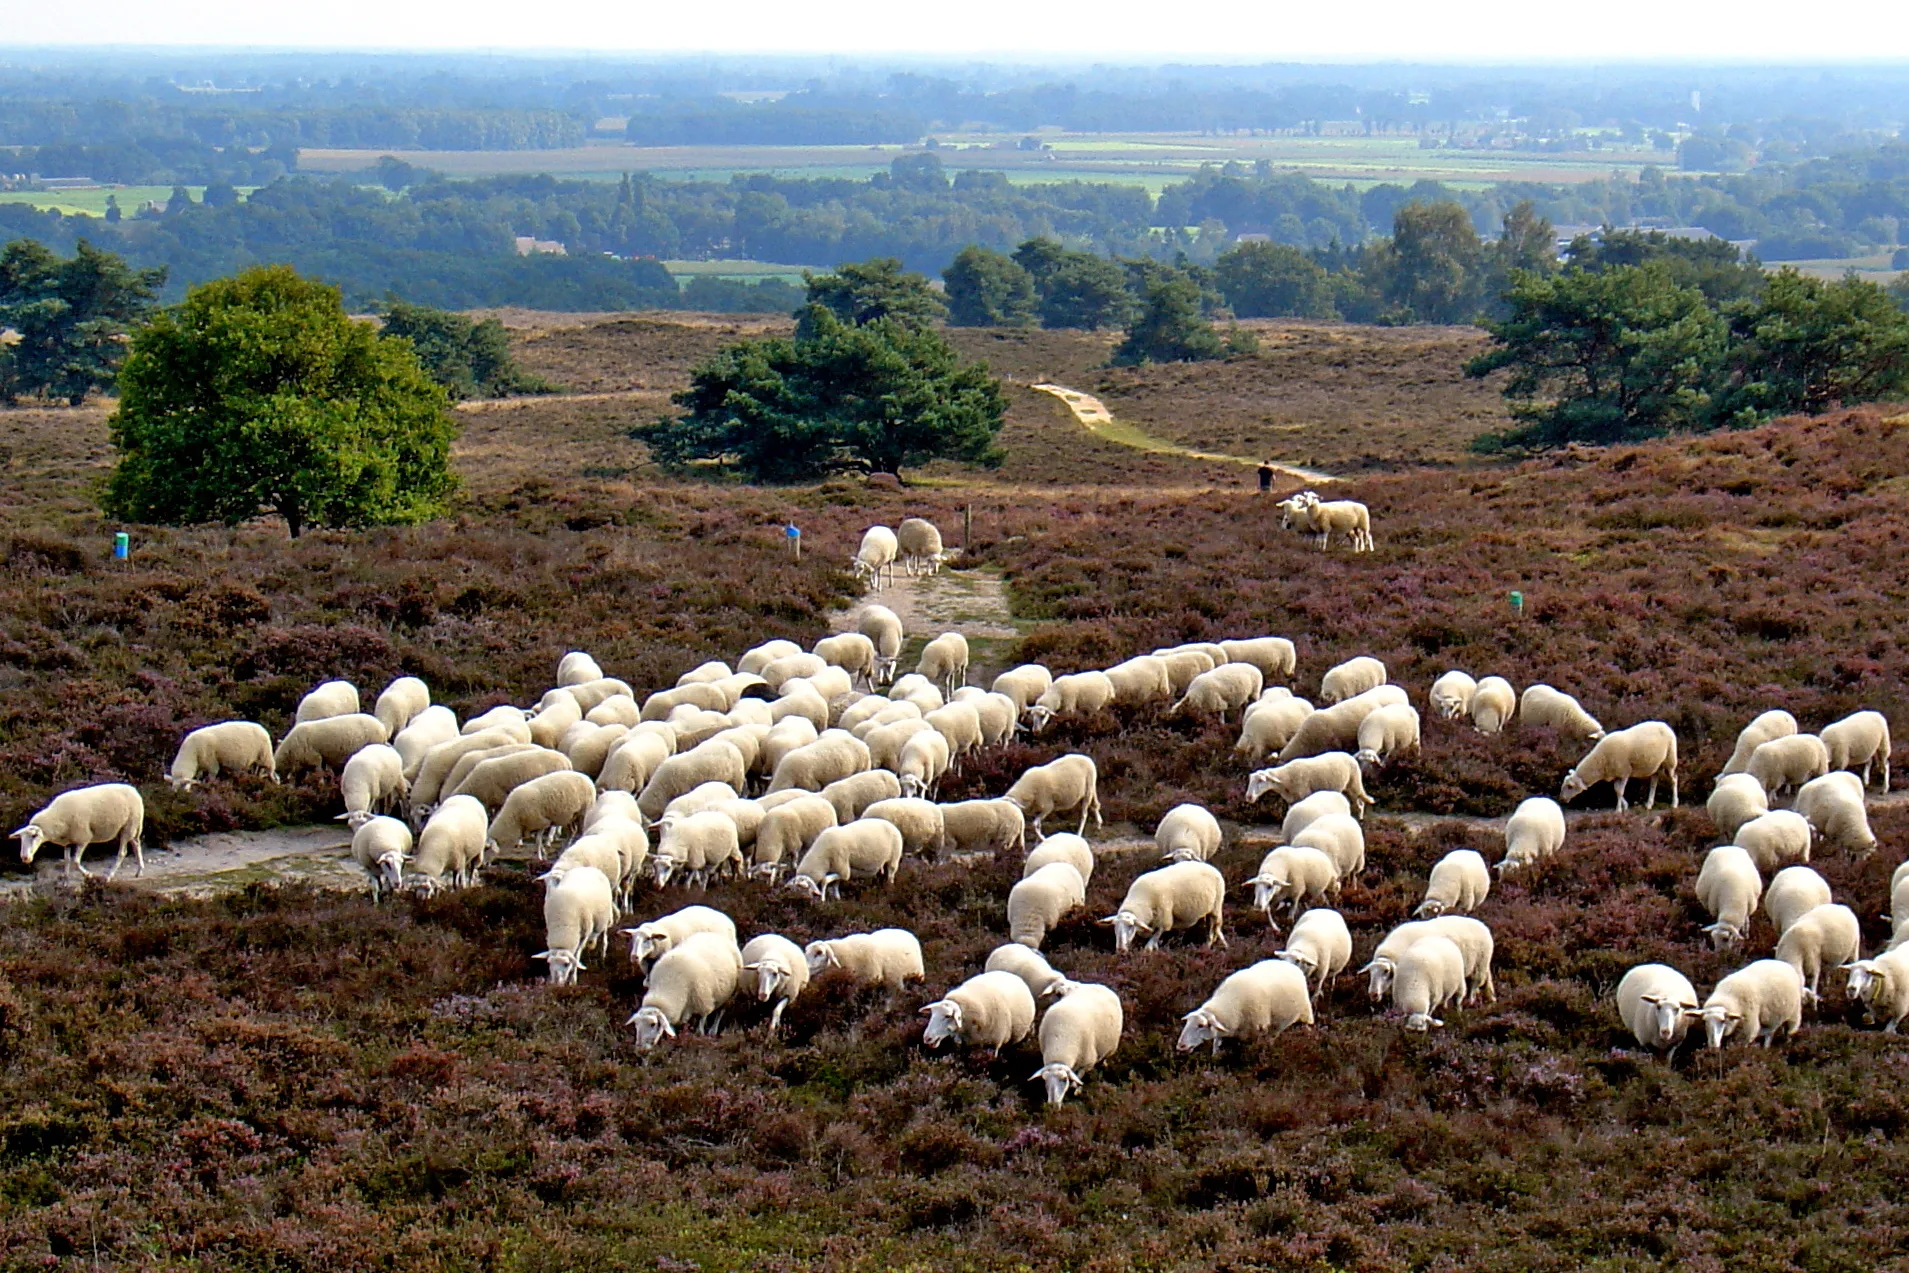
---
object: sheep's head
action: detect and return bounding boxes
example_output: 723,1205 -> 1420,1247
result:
11,823 -> 45,863
1361,956 -> 1397,999
626,1006 -> 674,1050
534,949 -> 583,986
336,809 -> 376,830
1847,960 -> 1881,1005
1559,768 -> 1589,804
1244,771 -> 1279,804
1176,1008 -> 1226,1052
375,851 -> 406,891
624,926 -> 662,967
1353,748 -> 1381,767
785,874 -> 827,902
899,773 -> 927,798
1702,921 -> 1744,951
1638,993 -> 1690,1049
1251,873 -> 1286,914
651,854 -> 682,888
1099,909 -> 1150,952
1403,1011 -> 1443,1032
1413,894 -> 1449,917
744,960 -> 785,1001
1493,855 -> 1524,878
1025,705 -> 1054,733
1697,1003 -> 1740,1050
1033,1062 -> 1082,1107
164,773 -> 200,792
1275,948 -> 1318,977
804,942 -> 840,977
919,999 -> 962,1047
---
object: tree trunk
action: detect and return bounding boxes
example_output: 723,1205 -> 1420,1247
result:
282,499 -> 303,539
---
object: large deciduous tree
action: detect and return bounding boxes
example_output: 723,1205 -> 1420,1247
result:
0,238 -> 165,406
1214,240 -> 1336,319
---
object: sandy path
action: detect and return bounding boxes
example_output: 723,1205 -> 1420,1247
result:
1031,383 -> 1339,484
829,563 -> 1021,642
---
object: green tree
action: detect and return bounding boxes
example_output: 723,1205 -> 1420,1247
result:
1112,274 -> 1226,366
1466,263 -> 1728,449
1371,200 -> 1485,324
1568,229 -> 1764,305
0,238 -> 165,406
103,266 -> 458,538
638,304 -> 1005,482
942,246 -> 1037,327
803,257 -> 946,331
1214,241 -> 1336,318
1714,269 -> 1909,422
379,299 -> 551,399
1041,253 -> 1137,331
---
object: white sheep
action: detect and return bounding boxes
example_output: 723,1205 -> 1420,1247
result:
985,943 -> 1069,999
1615,963 -> 1701,1059
1027,671 -> 1117,732
1281,790 -> 1351,841
1102,860 -> 1226,952
864,719 -> 932,772
1821,710 -> 1891,790
1176,959 -> 1313,1053
534,865 -> 618,986
1219,637 -> 1297,681
675,660 -> 733,687
1890,865 -> 1909,951
652,810 -> 743,888
1245,752 -> 1371,819
1154,803 -> 1222,863
1774,903 -> 1862,1004
1032,982 -> 1123,1107
1354,703 -> 1421,767
462,703 -> 531,737
1696,959 -> 1804,1049
486,770 -> 594,855
295,679 -> 361,723
526,691 -> 584,748
168,721 -> 277,790
1235,695 -> 1314,764
627,931 -> 744,1049
452,746 -> 572,814
1169,663 -> 1263,723
1007,861 -> 1087,949
1745,733 -> 1830,801
372,676 -> 430,739
820,770 -> 903,824
1427,670 -> 1477,721
1765,865 -> 1833,937
916,632 -> 970,697
1157,650 -> 1215,697
965,690 -> 1019,748
640,682 -> 727,723
1274,686 -> 1406,762
889,673 -> 945,713
12,783 -> 146,881
1496,795 -> 1567,875
624,904 -> 737,973
1707,773 -> 1769,841
1721,709 -> 1799,776
852,525 -> 900,589
1103,655 -> 1172,706
563,678 -> 636,714
896,729 -> 951,800
1696,844 -> 1764,949
637,740 -> 748,823
857,605 -> 905,682
1732,809 -> 1812,872
1319,656 -> 1386,704
1250,845 -> 1340,926
862,797 -> 945,860
768,733 -> 871,796
786,818 -> 904,901
661,779 -> 743,823
557,651 -> 604,687
1559,721 -> 1679,810
1393,934 -> 1468,1031
923,700 -> 983,771
394,705 -> 460,779
761,716 -> 823,776
805,928 -> 924,987
740,933 -> 810,1032
338,743 -> 408,828
991,664 -> 1054,713
838,694 -> 898,735
563,722 -> 631,780
738,640 -> 802,677
1517,684 -> 1603,741
1291,812 -> 1366,879
814,632 -> 880,689
1469,676 -> 1517,735
544,834 -> 635,908
938,798 -> 1027,856
1846,949 -> 1909,1032
1362,920 -> 1436,999
596,731 -> 674,796
1415,849 -> 1490,917
1275,907 -> 1352,1000
920,970 -> 1036,1053
1004,753 -> 1102,839
1308,497 -> 1374,552
1362,916 -> 1495,1003
274,714 -> 389,775
759,652 -> 829,694
350,815 -> 411,902
786,665 -> 853,704
408,795 -> 488,895
1793,770 -> 1876,855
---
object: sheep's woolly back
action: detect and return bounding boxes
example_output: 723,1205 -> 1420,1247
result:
641,931 -> 744,1025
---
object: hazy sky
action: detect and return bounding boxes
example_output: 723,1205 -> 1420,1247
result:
6,0 -> 1907,61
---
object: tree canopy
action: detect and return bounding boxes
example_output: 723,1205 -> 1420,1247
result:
1112,274 -> 1227,366
803,257 -> 947,331
103,265 -> 459,538
379,300 -> 552,400
0,238 -> 165,405
1214,241 -> 1335,319
943,246 -> 1037,328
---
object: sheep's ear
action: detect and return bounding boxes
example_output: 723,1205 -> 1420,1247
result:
1680,1007 -> 1703,1020
8,826 -> 30,839
658,1016 -> 676,1038
334,813 -> 353,821
1095,915 -> 1119,926
917,1005 -> 936,1016
531,951 -> 551,961
1639,994 -> 1664,1006
742,961 -> 761,972
573,958 -> 587,972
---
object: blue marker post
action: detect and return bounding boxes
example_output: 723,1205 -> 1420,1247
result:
1510,590 -> 1524,618
113,532 -> 129,560
785,524 -> 801,562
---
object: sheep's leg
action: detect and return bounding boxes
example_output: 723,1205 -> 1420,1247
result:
106,843 -> 128,883
768,1000 -> 787,1033
1612,778 -> 1630,812
1643,775 -> 1658,811
69,846 -> 90,880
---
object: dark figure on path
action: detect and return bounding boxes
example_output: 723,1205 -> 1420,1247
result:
1257,462 -> 1273,493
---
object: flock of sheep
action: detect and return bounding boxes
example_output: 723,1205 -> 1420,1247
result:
9,515 -> 1907,1105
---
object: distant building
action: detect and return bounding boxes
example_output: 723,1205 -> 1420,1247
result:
1549,222 -> 1720,257
513,236 -> 568,256
1234,232 -> 1272,244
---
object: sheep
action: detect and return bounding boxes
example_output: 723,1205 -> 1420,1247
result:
544,834 -> 636,908
640,682 -> 728,723
986,943 -> 1069,999
1032,982 -> 1123,1107
437,742 -> 540,802
1219,637 -> 1297,681
805,929 -> 924,988
938,798 -> 1027,856
838,694 -> 897,735
1319,656 -> 1386,704
1696,845 -> 1764,949
1101,860 -> 1226,952
1415,849 -> 1490,917
452,748 -> 573,814
1765,865 -> 1833,937
1250,845 -> 1340,926
740,933 -> 810,1032
965,691 -> 1019,748
991,663 -> 1054,713
1103,655 -> 1172,706
394,706 -> 460,780
1469,676 -> 1517,735
1158,650 -> 1214,696
652,811 -> 744,888
1245,752 -> 1371,819
896,517 -> 950,576
1695,959 -> 1804,1049
857,605 -> 905,682
1275,907 -> 1352,999
526,691 -> 584,747
1275,687 -> 1405,762
296,679 -> 361,723
1733,810 -> 1812,872
1774,903 -> 1862,1005
1362,921 -> 1437,999
274,714 -> 389,776
760,652 -> 829,693
739,640 -> 803,677
1176,959 -> 1313,1053
1559,721 -> 1679,811
1235,695 -> 1314,764
760,716 -> 823,776
369,676 -> 430,739
1615,963 -> 1700,1059
1846,949 -> 1909,1032
1393,935 -> 1468,1031
597,731 -> 675,795
623,904 -> 738,973
562,678 -> 635,714
532,865 -> 618,986
786,665 -> 853,704
1427,670 -> 1478,721
896,729 -> 951,799
920,971 -> 1036,1053
1004,753 -> 1103,839
409,795 -> 489,896
1155,803 -> 1222,863
407,730 -> 530,811
1891,866 -> 1909,951
1303,497 -> 1374,552
890,674 -> 945,713
676,660 -> 733,687
487,771 -> 595,857
167,721 -> 277,790
820,769 -> 903,825
558,651 -> 604,687
1027,671 -> 1117,732
923,701 -> 983,771
852,525 -> 900,589
662,779 -> 743,823
768,733 -> 872,796
627,931 -> 744,1049
338,744 -> 408,828
786,818 -> 905,901
1721,709 -> 1799,776
350,815 -> 411,902
1517,684 -> 1603,741
863,718 -> 932,773
637,740 -> 748,823
1499,796 -> 1566,874
1169,663 -> 1264,723
1354,703 -> 1421,767
12,783 -> 146,881
1007,861 -> 1087,949
916,633 -> 970,697
1291,812 -> 1366,880
562,722 -> 631,780
1745,734 -> 1830,801
814,632 -> 880,689
1362,916 -> 1495,1003
1708,773 -> 1769,841
862,797 -> 945,860
1821,710 -> 1891,790
1793,770 -> 1876,855
462,704 -> 531,737
1281,790 -> 1351,842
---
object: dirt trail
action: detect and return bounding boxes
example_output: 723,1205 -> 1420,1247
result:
1,827 -> 365,899
829,562 -> 1021,642
1031,383 -> 1339,485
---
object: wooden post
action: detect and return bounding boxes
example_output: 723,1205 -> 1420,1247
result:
963,504 -> 973,548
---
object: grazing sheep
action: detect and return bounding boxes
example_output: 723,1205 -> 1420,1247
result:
1362,916 -> 1495,1003
1250,845 -> 1340,926
350,815 -> 411,902
896,728 -> 951,799
986,944 -> 1069,1000
563,679 -> 635,715
338,744 -> 408,828
1103,655 -> 1173,706
1245,752 -> 1371,819
786,819 -> 905,901
1415,849 -> 1490,917
1745,734 -> 1830,802
1499,796 -> 1566,874
820,769 -> 903,825
1176,959 -> 1313,1053
1101,860 -> 1227,953
1005,754 -> 1103,839
758,652 -> 829,694
1169,663 -> 1264,723
920,971 -> 1036,1053
1708,773 -> 1770,841
545,834 -> 637,909
462,704 -> 531,738
1559,721 -> 1679,811
739,640 -> 803,677
1320,656 -> 1386,704
814,632 -> 880,689
806,929 -> 924,988
676,660 -> 733,687
1697,959 -> 1804,1049
547,694 -> 605,738
852,525 -> 900,589
1362,921 -> 1437,999
863,719 -> 932,773
1020,836 -> 1094,889
761,717 -> 823,776
627,931 -> 745,1049
274,714 -> 389,776
896,517 -> 948,576
1275,687 -> 1405,762
624,904 -> 738,973
1518,684 -> 1603,740
1890,866 -> 1909,951
168,721 -> 277,790
991,664 -> 1054,713
436,742 -> 540,803
1291,812 -> 1366,879
1305,497 -> 1375,552
939,798 -> 1027,856
660,779 -> 742,824
1846,949 -> 1909,1032
296,679 -> 361,723
1157,650 -> 1215,697
964,690 -> 1019,748
1696,845 -> 1764,949
641,682 -> 728,723
1616,963 -> 1700,1059
597,731 -> 675,796
917,633 -> 970,697
1354,703 -> 1421,767
368,676 -> 429,739
1766,865 -> 1833,937
1235,695 -> 1315,764
1774,904 -> 1862,1004
557,651 -> 604,687
394,706 -> 460,780
890,674 -> 945,713
1032,982 -> 1124,1106
786,665 -> 852,703
534,865 -> 618,986
740,933 -> 810,1032
856,605 -> 905,683
1427,670 -> 1477,721
923,701 -> 983,771
1219,637 -> 1297,681
1793,770 -> 1876,855
487,771 -> 595,856
637,740 -> 749,823
563,722 -> 631,779
1821,710 -> 1891,790
1469,676 -> 1517,735
1027,671 -> 1117,732
652,811 -> 744,888
453,748 -> 573,814
838,694 -> 899,735
768,733 -> 872,796
12,783 -> 146,881
862,797 -> 946,860
1721,710 -> 1799,776
1008,861 -> 1088,949
1275,907 -> 1352,999
409,795 -> 490,896
1282,790 -> 1351,842
1393,935 -> 1468,1031
1733,810 -> 1812,872
1155,803 -> 1223,863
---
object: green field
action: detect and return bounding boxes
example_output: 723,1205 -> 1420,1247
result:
0,185 -> 196,217
662,258 -> 812,285
1782,252 -> 1903,283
